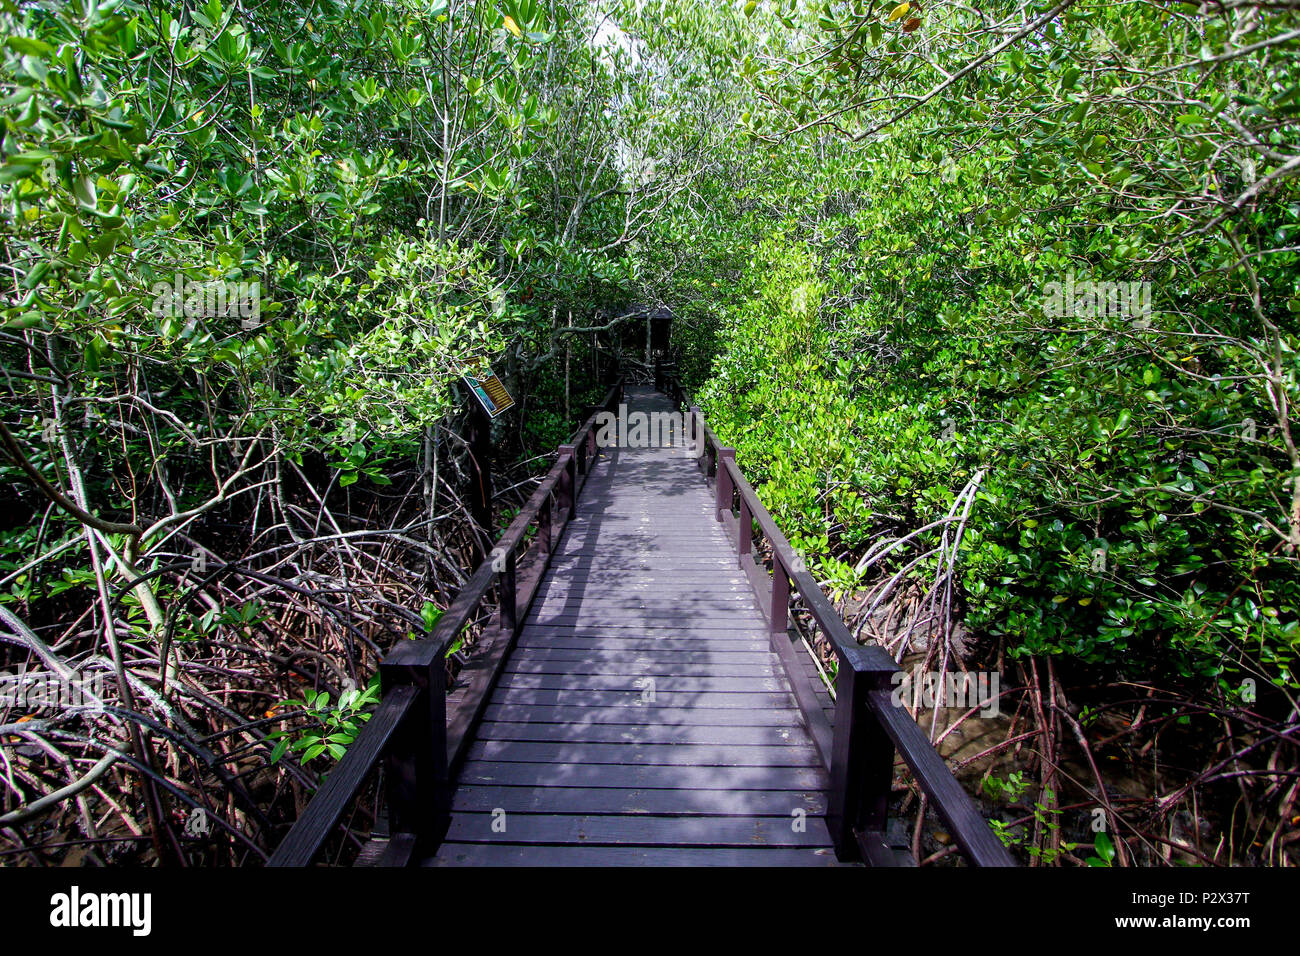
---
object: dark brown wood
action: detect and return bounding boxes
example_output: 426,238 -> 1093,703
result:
770,554 -> 791,635
483,703 -> 803,725
716,446 -> 735,521
380,643 -> 451,859
556,444 -> 575,513
265,686 -> 417,867
453,784 -> 828,815
868,688 -> 1017,866
500,547 -> 517,638
483,687 -> 796,709
516,630 -> 770,649
508,647 -> 773,664
444,497 -> 569,771
466,739 -> 823,768
466,400 -> 492,563
374,831 -> 420,868
444,812 -> 831,847
429,844 -> 843,867
738,494 -> 753,562
519,622 -> 770,639
537,496 -> 552,555
826,641 -> 897,862
473,720 -> 805,745
456,761 -> 826,790
505,658 -> 778,677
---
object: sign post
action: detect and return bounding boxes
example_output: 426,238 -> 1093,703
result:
460,365 -> 512,562
462,368 -> 515,419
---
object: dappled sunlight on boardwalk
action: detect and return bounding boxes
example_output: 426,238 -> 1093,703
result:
431,388 -> 842,866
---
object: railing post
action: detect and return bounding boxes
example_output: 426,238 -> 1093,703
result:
770,553 -> 790,635
500,547 -> 517,638
738,495 -> 752,566
379,647 -> 450,863
556,445 -> 575,514
715,448 -> 735,521
567,447 -> 578,508
689,407 -> 703,473
538,495 -> 553,555
826,643 -> 899,863
466,401 -> 493,566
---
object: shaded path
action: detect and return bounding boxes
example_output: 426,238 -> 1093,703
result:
430,387 -> 841,865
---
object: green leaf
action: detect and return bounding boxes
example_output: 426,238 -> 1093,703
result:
1094,831 -> 1116,863
73,175 -> 97,210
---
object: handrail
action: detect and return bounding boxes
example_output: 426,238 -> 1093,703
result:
267,377 -> 625,866
658,362 -> 1015,867
264,685 -> 418,867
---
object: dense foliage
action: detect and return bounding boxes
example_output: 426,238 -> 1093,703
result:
0,0 -> 719,863
646,0 -> 1300,863
2,0 -> 1297,866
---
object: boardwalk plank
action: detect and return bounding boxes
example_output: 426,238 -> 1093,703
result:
452,784 -> 827,815
429,845 -> 843,866
527,611 -> 766,626
505,659 -> 778,677
495,674 -> 788,693
481,704 -> 803,726
466,739 -> 823,767
473,721 -> 807,746
444,812 -> 830,847
508,647 -> 775,664
457,761 -> 827,790
518,626 -> 769,642
486,688 -> 796,708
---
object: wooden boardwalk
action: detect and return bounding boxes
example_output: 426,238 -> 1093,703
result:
430,387 -> 842,866
270,378 -> 1011,868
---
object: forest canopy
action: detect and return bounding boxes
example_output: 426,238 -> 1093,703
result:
1,0 -> 1298,867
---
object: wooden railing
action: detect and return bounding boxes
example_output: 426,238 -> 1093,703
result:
657,365 -> 1015,867
267,378 -> 625,866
